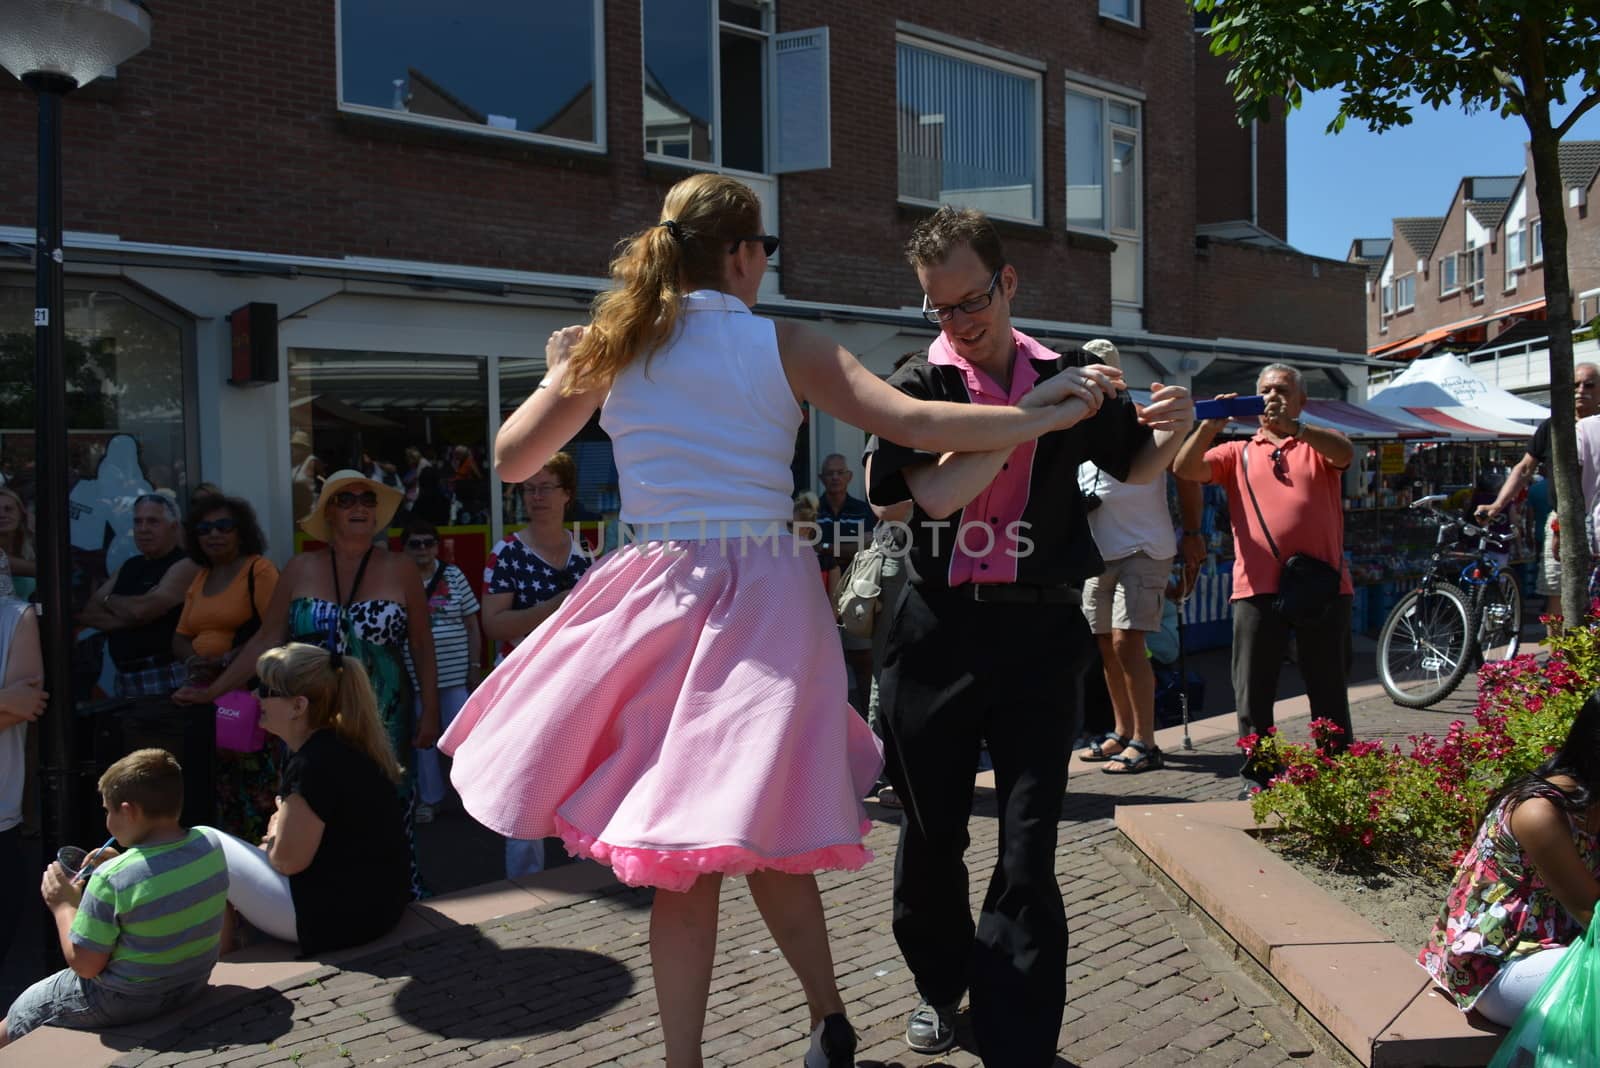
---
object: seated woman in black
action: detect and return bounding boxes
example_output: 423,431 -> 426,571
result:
201,641 -> 411,955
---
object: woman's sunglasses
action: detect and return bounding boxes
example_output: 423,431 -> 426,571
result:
331,491 -> 379,510
730,235 -> 781,257
254,683 -> 290,701
194,518 -> 237,536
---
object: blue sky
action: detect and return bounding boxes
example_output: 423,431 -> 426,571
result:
1288,83 -> 1600,261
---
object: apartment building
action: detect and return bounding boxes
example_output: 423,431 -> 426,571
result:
0,0 -> 1365,555
1356,141 -> 1600,397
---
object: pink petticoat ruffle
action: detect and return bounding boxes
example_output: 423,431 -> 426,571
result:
556,815 -> 874,894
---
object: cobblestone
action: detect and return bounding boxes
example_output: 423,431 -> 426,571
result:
95,688 -> 1466,1066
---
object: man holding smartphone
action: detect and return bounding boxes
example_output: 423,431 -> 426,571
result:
1173,364 -> 1356,792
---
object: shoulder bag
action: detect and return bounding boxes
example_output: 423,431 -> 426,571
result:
1240,446 -> 1342,627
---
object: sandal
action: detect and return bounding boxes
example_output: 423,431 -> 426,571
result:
1103,740 -> 1163,774
1080,732 -> 1131,762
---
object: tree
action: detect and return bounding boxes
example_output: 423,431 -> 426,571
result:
1194,0 -> 1600,620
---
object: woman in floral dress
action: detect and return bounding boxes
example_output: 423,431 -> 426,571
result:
1419,693 -> 1600,1025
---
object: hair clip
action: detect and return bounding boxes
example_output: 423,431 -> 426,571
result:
660,219 -> 684,243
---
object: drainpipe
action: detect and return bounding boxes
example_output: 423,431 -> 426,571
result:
1250,119 -> 1259,227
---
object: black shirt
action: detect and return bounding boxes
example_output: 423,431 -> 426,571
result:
107,547 -> 187,668
281,729 -> 411,955
1527,418 -> 1557,508
865,350 -> 1152,591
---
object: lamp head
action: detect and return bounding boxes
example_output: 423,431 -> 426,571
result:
0,0 -> 152,89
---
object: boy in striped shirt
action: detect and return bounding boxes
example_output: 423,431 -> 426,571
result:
1,749 -> 226,1047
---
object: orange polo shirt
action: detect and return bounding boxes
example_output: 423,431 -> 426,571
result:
1205,432 -> 1352,601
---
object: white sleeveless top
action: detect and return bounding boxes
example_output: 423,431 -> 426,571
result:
601,290 -> 802,539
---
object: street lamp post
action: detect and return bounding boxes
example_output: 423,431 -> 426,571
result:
0,0 -> 152,885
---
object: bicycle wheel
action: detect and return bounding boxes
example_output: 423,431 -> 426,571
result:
1378,583 -> 1475,708
1474,569 -> 1523,664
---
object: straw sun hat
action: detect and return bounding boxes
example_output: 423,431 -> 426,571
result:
299,469 -> 403,542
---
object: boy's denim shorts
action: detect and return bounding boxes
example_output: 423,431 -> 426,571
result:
5,969 -> 203,1041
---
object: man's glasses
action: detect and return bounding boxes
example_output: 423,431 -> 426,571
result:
194,518 -> 237,536
331,491 -> 379,510
922,270 -> 1002,324
406,537 -> 437,549
730,235 -> 781,257
522,482 -> 563,497
1270,447 -> 1287,475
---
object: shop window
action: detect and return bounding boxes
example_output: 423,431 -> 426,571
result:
497,358 -> 618,534
1067,86 -> 1142,308
339,0 -> 605,150
0,284 -> 192,603
897,36 -> 1042,224
287,349 -> 490,541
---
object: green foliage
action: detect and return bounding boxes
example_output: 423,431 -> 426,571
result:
1245,618 -> 1600,876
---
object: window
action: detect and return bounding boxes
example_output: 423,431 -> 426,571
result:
1465,246 -> 1486,300
1532,219 -> 1544,263
1067,86 -> 1143,307
1394,273 -> 1416,311
643,1 -> 830,175
338,0 -> 604,150
897,37 -> 1043,224
1382,283 -> 1393,316
1100,0 -> 1140,24
1439,253 -> 1459,295
0,283 -> 193,600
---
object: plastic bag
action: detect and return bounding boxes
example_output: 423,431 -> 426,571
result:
1488,920 -> 1600,1068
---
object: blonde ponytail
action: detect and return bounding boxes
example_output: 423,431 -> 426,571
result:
256,642 -> 403,782
565,172 -> 763,394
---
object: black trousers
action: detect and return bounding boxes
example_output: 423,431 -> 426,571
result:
1232,594 -> 1354,782
0,825 -> 20,968
879,584 -> 1093,1068
94,697 -> 216,829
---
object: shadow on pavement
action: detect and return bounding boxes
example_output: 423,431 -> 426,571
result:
373,938 -> 634,1039
144,987 -> 297,1053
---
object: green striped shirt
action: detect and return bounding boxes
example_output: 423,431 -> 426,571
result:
70,828 -> 226,994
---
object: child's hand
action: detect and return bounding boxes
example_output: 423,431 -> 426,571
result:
41,862 -> 83,908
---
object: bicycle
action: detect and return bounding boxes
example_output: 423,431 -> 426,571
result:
1376,494 -> 1523,708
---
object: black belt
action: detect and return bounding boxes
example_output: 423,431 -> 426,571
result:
965,583 -> 1080,605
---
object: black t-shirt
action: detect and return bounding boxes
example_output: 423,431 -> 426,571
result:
281,729 -> 412,955
865,349 -> 1152,590
107,547 -> 187,668
1527,418 -> 1556,508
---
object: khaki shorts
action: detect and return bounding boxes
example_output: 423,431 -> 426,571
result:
1082,552 -> 1173,634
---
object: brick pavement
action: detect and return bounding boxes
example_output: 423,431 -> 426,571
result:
86,680 -> 1486,1068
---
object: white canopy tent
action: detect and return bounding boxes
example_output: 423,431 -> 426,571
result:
1368,353 -> 1549,423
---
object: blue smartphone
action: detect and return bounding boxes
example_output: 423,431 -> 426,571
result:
1193,395 -> 1267,421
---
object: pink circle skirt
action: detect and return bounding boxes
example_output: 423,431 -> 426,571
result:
439,535 -> 883,892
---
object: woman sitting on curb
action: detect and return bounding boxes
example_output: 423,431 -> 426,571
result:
1418,692 -> 1600,1026
204,642 -> 412,957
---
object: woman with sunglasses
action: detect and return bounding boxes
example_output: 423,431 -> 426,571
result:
172,496 -> 279,841
402,520 -> 482,824
176,471 -> 439,898
201,642 -> 411,955
440,172 -> 1112,1068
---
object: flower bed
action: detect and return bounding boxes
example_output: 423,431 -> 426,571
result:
1242,612 -> 1600,879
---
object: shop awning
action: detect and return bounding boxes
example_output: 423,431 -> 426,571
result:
1367,298 -> 1549,359
1390,406 -> 1535,438
1301,399 -> 1446,439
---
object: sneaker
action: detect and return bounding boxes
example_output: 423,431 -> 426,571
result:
905,999 -> 956,1054
804,1012 -> 857,1068
876,785 -> 904,809
414,802 -> 436,824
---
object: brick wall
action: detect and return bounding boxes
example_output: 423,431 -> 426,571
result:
1194,241 -> 1366,353
0,0 -> 1354,352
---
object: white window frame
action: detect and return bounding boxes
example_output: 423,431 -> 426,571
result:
1439,252 -> 1459,296
1099,0 -> 1141,27
1381,283 -> 1393,317
1531,218 -> 1545,264
895,33 -> 1045,226
1066,81 -> 1143,310
1393,273 -> 1415,312
334,0 -> 607,154
641,0 -> 773,177
1466,245 -> 1486,301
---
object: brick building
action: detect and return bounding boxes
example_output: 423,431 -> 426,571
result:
1354,141 -> 1600,400
0,0 -> 1364,556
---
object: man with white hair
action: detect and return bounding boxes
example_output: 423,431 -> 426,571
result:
1174,363 -> 1356,792
1477,362 -> 1600,625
